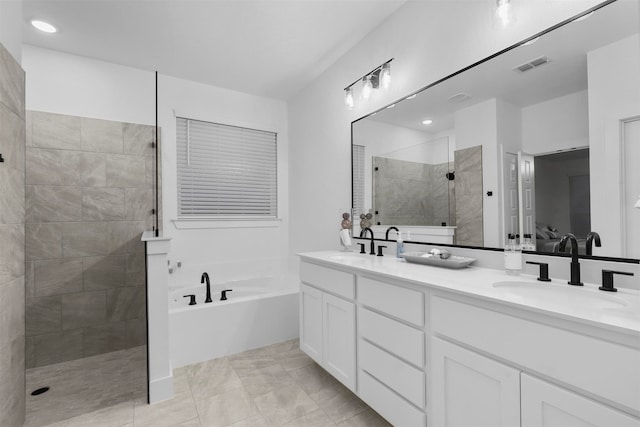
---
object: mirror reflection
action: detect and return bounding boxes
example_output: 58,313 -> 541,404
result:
352,0 -> 640,259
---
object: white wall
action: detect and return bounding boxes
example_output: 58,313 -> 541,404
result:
588,34 -> 640,257
158,74 -> 289,272
288,0 -> 603,255
455,99 -> 500,247
522,90 -> 589,155
22,45 -> 290,274
0,0 -> 22,62
23,45 -> 155,124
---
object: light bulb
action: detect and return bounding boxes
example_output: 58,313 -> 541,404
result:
380,63 -> 391,90
496,0 -> 514,27
362,75 -> 373,101
344,87 -> 354,110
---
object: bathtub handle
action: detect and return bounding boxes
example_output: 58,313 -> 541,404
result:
220,289 -> 233,301
183,294 -> 197,306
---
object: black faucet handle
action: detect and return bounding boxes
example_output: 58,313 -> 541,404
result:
377,245 -> 387,257
358,243 -> 366,254
600,270 -> 634,292
183,294 -> 197,305
526,261 -> 551,282
220,289 -> 233,301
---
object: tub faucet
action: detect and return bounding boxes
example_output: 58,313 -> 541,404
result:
201,272 -> 212,303
385,226 -> 399,240
558,233 -> 583,286
362,227 -> 376,255
586,231 -> 601,256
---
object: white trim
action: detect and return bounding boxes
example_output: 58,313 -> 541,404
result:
149,374 -> 174,404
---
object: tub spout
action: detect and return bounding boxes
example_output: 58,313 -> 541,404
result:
201,272 -> 212,303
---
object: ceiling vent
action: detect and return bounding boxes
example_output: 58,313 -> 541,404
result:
513,56 -> 550,73
448,92 -> 471,103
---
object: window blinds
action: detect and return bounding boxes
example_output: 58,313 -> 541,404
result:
176,117 -> 277,218
352,144 -> 365,215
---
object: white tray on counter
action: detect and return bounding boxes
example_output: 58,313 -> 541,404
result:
402,251 -> 476,269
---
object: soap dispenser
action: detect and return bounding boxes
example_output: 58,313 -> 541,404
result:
504,233 -> 522,275
396,231 -> 405,258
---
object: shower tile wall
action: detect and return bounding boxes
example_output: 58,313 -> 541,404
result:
373,157 -> 452,226
25,111 -> 157,368
454,145 -> 483,246
0,42 -> 26,427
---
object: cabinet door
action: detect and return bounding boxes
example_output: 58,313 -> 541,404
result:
322,292 -> 356,390
521,374 -> 640,427
431,336 -> 521,427
299,284 -> 322,364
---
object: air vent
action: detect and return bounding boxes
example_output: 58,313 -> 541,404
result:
513,56 -> 550,73
448,93 -> 471,103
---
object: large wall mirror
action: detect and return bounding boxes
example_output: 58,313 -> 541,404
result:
352,0 -> 640,261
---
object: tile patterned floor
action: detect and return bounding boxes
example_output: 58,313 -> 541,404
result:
25,340 -> 391,427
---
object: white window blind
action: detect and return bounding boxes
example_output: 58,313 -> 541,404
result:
352,144 -> 365,215
176,117 -> 277,218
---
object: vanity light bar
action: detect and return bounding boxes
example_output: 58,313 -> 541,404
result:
344,58 -> 394,110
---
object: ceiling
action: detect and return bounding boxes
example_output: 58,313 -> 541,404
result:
22,0 -> 406,100
367,0 -> 638,134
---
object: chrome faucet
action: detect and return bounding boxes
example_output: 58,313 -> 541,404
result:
558,233 -> 583,286
586,232 -> 602,256
201,272 -> 213,303
385,226 -> 399,240
362,227 -> 376,255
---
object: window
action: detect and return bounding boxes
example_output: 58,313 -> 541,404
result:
176,117 -> 277,218
352,144 -> 365,215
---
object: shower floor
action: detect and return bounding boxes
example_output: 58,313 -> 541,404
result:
24,346 -> 147,427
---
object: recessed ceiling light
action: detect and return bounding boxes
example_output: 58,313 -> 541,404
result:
573,11 -> 594,23
521,37 -> 539,47
386,104 -> 395,109
406,94 -> 417,100
31,20 -> 57,33
422,119 -> 433,125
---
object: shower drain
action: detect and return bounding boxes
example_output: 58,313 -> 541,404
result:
30,387 -> 49,396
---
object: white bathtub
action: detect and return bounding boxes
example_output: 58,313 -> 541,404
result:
169,273 -> 299,368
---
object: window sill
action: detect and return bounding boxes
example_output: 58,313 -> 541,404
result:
171,218 -> 282,230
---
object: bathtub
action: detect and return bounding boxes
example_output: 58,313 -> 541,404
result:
169,272 -> 299,368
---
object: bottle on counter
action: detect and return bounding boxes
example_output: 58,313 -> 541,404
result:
396,231 -> 405,258
504,233 -> 522,275
522,233 -> 535,251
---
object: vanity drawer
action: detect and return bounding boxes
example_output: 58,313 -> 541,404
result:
360,339 -> 425,408
358,369 -> 426,427
359,307 -> 424,367
431,295 -> 640,413
300,262 -> 354,300
358,276 -> 424,326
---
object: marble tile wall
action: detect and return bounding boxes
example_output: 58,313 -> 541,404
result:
25,110 -> 159,367
373,157 -> 452,226
454,145 -> 483,246
0,42 -> 26,427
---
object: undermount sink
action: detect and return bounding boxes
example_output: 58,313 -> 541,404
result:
492,281 -> 629,310
328,253 -> 369,262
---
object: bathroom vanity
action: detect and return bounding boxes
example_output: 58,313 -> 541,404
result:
298,251 -> 640,427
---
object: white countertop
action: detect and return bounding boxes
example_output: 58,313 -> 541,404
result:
298,251 -> 640,336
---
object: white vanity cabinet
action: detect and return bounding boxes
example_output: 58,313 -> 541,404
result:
431,336 -> 521,427
298,253 -> 640,427
431,294 -> 640,427
357,276 -> 427,426
299,262 -> 356,390
521,374 -> 640,427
